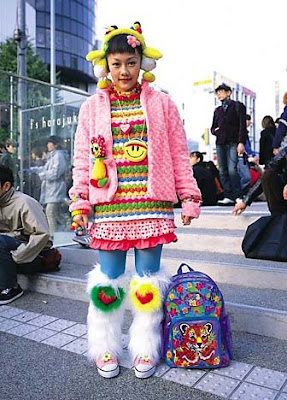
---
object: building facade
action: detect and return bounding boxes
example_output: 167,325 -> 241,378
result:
1,0 -> 97,92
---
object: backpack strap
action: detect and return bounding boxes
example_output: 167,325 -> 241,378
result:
177,263 -> 194,274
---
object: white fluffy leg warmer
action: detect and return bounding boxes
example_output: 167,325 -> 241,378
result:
128,271 -> 170,363
86,264 -> 127,361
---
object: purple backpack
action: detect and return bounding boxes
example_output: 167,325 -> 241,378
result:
163,263 -> 232,369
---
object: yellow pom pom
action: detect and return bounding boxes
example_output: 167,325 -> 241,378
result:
143,47 -> 162,60
98,78 -> 112,89
143,71 -> 155,83
86,50 -> 105,62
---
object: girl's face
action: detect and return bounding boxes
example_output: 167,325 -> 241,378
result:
107,52 -> 141,92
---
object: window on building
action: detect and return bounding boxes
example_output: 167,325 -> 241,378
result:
36,12 -> 45,27
36,28 -> 45,48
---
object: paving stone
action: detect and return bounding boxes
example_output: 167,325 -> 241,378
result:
41,332 -> 76,348
44,319 -> 76,332
230,382 -> 278,400
213,361 -> 253,380
27,315 -> 58,327
7,323 -> 38,337
0,319 -> 22,332
194,372 -> 240,398
278,393 -> 287,400
245,366 -> 287,390
62,338 -> 88,354
12,311 -> 41,323
0,307 -> 25,318
153,361 -> 170,378
24,327 -> 57,342
163,368 -> 205,387
62,323 -> 87,337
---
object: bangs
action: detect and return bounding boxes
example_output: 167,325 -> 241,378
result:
106,34 -> 142,57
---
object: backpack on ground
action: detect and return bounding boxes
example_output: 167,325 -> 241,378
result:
163,263 -> 232,369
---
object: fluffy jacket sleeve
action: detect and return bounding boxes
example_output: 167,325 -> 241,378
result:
166,97 -> 201,218
69,99 -> 92,214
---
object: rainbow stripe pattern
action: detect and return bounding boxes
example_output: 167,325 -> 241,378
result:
93,86 -> 174,222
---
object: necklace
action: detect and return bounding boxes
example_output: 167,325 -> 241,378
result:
114,89 -> 148,163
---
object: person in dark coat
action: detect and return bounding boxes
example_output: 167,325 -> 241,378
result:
211,83 -> 247,206
273,92 -> 287,154
259,115 -> 276,166
189,151 -> 217,206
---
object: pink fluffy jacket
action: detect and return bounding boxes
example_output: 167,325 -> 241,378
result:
69,81 -> 201,218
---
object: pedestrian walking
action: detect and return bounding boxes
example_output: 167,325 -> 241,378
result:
211,83 -> 247,205
32,136 -> 68,236
69,22 -> 201,379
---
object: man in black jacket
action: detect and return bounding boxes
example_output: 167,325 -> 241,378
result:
211,83 -> 247,206
233,146 -> 287,215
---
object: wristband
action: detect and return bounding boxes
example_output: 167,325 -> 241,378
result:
71,209 -> 89,217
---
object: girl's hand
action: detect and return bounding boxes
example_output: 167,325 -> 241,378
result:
181,214 -> 193,225
283,184 -> 287,200
273,148 -> 279,156
73,214 -> 89,229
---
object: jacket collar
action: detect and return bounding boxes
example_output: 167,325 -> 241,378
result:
0,187 -> 15,207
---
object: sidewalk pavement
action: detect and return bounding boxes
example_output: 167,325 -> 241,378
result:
1,291 -> 287,400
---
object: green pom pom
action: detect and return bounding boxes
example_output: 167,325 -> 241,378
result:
90,286 -> 125,312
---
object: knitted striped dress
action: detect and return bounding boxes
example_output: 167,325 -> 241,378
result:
89,84 -> 177,251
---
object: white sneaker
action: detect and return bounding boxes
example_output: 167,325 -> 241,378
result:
133,355 -> 156,379
217,198 -> 235,206
96,352 -> 119,379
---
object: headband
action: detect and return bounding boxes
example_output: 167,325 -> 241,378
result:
86,22 -> 162,89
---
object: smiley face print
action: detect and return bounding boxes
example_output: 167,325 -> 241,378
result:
123,138 -> 148,162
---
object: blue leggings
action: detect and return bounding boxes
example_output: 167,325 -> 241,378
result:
98,245 -> 163,279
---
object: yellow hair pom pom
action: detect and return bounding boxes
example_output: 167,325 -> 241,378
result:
98,78 -> 112,89
143,71 -> 155,83
143,47 -> 162,60
86,50 -> 105,62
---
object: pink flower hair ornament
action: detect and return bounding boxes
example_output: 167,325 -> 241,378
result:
127,35 -> 141,48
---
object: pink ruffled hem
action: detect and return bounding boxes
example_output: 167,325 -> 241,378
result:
89,232 -> 177,251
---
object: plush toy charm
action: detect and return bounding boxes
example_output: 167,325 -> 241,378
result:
90,136 -> 108,188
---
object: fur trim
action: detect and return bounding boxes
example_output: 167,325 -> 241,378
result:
129,302 -> 163,363
87,265 -> 127,360
128,271 -> 170,362
87,302 -> 125,360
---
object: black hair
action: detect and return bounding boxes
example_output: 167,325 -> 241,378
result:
0,166 -> 14,186
106,34 -> 143,58
190,151 -> 204,163
246,114 -> 251,121
262,115 -> 275,129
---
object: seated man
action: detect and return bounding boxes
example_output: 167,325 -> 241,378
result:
233,146 -> 287,216
189,151 -> 217,206
0,166 -> 61,305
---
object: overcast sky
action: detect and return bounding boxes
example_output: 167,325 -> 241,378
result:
96,0 -> 287,134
